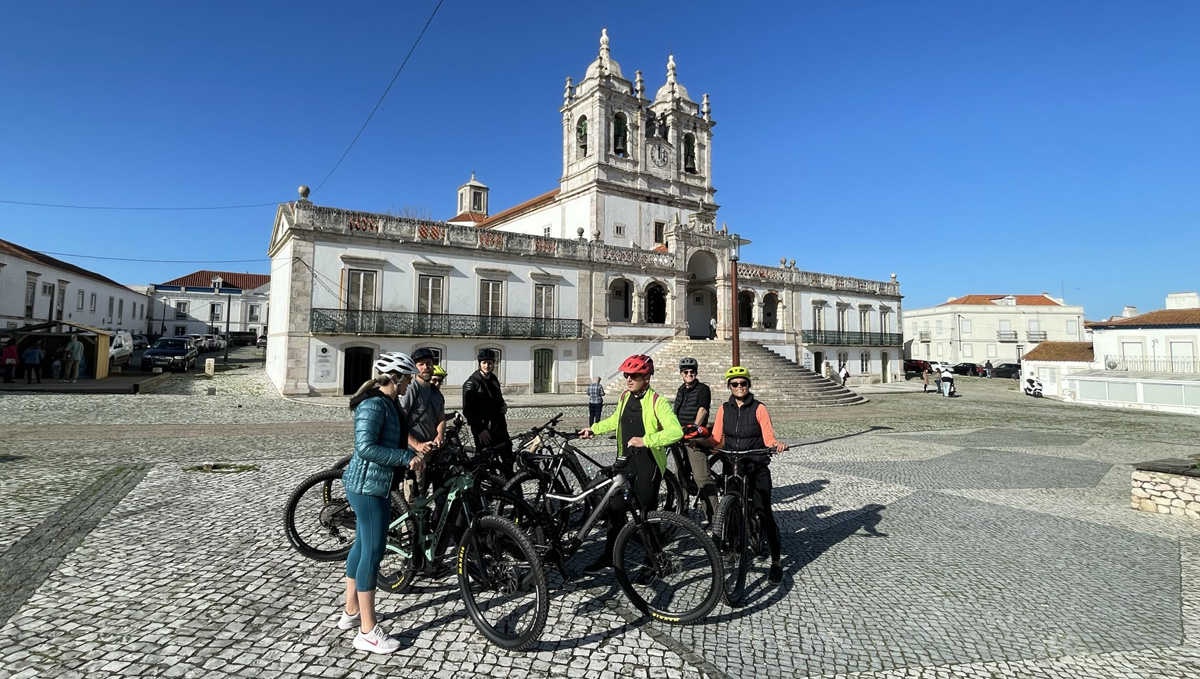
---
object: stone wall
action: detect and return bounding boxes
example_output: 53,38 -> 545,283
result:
1131,470 -> 1200,519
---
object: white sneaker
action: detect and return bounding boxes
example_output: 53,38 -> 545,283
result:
336,610 -> 360,630
353,626 -> 401,654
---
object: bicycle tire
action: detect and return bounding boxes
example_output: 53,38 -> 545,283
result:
503,470 -> 587,547
378,493 -> 419,594
751,506 -> 771,560
283,468 -> 356,561
613,511 -> 723,624
711,494 -> 750,606
485,488 -> 547,552
660,469 -> 689,518
457,515 -> 549,651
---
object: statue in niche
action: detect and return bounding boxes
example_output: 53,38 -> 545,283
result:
576,117 -> 589,156
645,110 -> 656,139
657,113 -> 669,139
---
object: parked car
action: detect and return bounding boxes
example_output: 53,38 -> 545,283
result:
928,361 -> 949,373
951,362 -> 983,376
256,335 -> 267,348
108,330 -> 133,368
228,331 -> 257,346
904,359 -> 932,374
188,334 -> 208,351
140,337 -> 198,372
132,334 -> 149,350
992,362 -> 1022,378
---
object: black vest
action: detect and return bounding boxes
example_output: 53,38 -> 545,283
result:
721,396 -> 765,451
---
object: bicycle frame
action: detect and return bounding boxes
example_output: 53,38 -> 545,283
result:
386,464 -> 486,566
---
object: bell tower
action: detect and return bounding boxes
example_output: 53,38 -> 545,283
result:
560,29 -> 643,195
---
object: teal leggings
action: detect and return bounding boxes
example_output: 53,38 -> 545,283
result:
344,490 -> 391,592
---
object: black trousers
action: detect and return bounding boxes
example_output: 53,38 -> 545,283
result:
603,448 -> 661,560
745,458 -> 781,562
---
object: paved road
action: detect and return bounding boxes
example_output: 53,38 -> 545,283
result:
2,370 -> 1199,678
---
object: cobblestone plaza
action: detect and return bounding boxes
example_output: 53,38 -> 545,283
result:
2,367 -> 1199,678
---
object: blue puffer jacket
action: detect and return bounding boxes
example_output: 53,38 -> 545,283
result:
343,392 -> 416,497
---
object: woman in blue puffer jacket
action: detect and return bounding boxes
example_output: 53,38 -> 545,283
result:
337,351 -> 424,655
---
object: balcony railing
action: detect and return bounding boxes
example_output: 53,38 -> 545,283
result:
311,308 -> 583,339
1026,331 -> 1048,341
1104,355 -> 1200,374
918,331 -> 932,341
802,330 -> 903,346
997,331 -> 1018,342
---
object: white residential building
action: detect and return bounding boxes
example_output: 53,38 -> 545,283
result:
144,270 -> 270,339
265,31 -> 902,397
903,294 -> 1085,366
0,238 -> 149,333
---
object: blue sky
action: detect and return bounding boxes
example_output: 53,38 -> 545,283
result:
2,1 -> 1196,320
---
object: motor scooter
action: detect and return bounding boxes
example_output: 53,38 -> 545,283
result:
1023,376 -> 1043,397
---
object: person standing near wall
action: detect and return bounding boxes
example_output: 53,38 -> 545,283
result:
1,339 -> 16,383
586,376 -> 605,427
63,333 -> 84,383
463,348 -> 512,476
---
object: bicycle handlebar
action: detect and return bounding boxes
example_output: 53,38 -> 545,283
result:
710,448 -> 776,457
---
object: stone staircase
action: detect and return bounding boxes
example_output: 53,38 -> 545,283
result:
605,339 -> 866,408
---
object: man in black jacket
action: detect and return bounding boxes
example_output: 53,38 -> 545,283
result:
674,357 -> 717,521
462,348 -> 512,475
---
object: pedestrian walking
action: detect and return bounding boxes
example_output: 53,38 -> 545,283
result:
838,364 -> 851,387
338,351 -> 424,655
709,316 -> 717,340
63,333 -> 84,383
984,360 -> 993,378
586,376 -> 605,427
921,367 -> 929,393
21,340 -> 44,384
941,368 -> 954,397
1,338 -> 17,383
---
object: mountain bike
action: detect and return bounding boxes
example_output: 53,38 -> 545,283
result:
708,448 -> 774,606
378,447 -> 548,650
516,444 -> 723,624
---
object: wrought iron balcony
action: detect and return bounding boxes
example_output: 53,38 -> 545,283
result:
1026,331 -> 1048,341
997,331 -> 1018,342
801,330 -> 903,346
310,308 -> 583,339
918,331 -> 932,342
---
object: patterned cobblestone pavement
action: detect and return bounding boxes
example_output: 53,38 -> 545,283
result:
2,369 -> 1199,678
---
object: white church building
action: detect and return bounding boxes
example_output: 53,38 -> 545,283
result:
265,31 -> 902,397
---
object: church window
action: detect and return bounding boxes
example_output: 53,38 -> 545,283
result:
471,191 -> 482,212
613,113 -> 628,157
683,133 -> 698,174
654,221 -> 665,244
576,116 -> 588,157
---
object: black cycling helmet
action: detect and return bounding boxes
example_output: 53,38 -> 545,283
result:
410,347 -> 436,363
679,357 -> 699,372
477,348 -> 497,362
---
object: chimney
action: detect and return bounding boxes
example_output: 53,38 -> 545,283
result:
1165,292 -> 1200,310
1121,306 -> 1139,318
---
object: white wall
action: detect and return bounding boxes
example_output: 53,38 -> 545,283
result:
0,254 -> 148,333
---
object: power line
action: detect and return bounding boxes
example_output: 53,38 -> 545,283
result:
41,251 -> 268,264
1,1 -> 445,212
312,0 -> 445,194
0,199 -> 283,211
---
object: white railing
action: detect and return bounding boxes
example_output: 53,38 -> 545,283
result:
1104,355 -> 1200,373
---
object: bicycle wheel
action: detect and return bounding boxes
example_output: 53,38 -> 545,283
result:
613,511 -> 722,624
377,494 -> 419,594
485,488 -> 547,552
457,515 -> 549,651
283,468 -> 356,561
711,494 -> 750,606
503,471 -> 585,547
750,506 -> 771,561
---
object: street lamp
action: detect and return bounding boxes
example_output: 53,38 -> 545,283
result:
729,232 -> 741,367
212,276 -> 232,364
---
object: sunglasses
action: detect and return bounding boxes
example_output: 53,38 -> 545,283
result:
430,378 -> 442,385
728,380 -> 750,388
681,369 -> 696,375
623,373 -> 646,380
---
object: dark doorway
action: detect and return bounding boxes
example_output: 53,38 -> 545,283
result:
533,348 -> 553,393
343,347 -> 374,395
645,284 -> 667,324
738,291 -> 754,328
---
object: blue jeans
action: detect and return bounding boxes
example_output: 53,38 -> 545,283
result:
588,403 -> 603,426
344,490 -> 391,592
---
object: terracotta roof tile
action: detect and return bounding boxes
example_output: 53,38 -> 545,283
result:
1022,342 -> 1094,363
1090,308 -> 1200,328
939,294 -> 1062,307
651,244 -> 668,253
160,270 -> 270,290
0,238 -> 129,289
447,212 -> 488,224
477,189 -> 559,229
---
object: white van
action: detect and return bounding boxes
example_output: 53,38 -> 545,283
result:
108,330 -> 133,368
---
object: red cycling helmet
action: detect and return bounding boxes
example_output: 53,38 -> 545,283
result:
619,354 -> 655,376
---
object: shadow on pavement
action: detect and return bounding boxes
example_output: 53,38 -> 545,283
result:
791,425 -> 894,448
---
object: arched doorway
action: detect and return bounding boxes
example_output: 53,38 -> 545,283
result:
645,283 -> 667,324
685,250 -> 718,338
608,279 -> 631,322
737,290 -> 754,328
762,293 -> 779,330
343,347 -> 374,395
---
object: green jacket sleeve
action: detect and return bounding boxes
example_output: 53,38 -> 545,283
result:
643,392 -> 684,450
